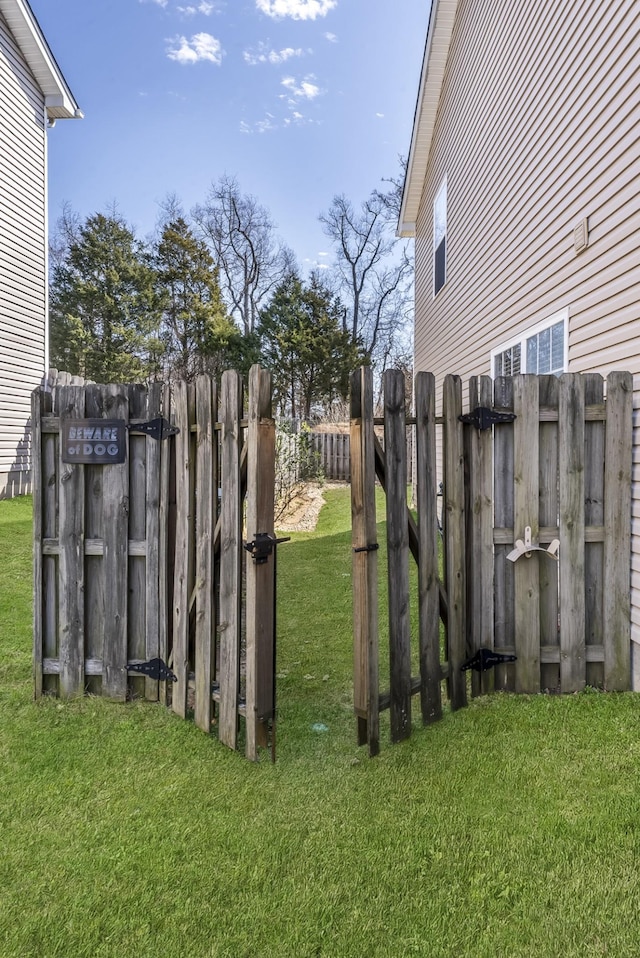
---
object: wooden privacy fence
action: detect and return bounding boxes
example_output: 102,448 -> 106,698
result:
350,366 -> 633,756
312,429 -> 414,483
311,431 -> 351,480
32,365 -> 277,761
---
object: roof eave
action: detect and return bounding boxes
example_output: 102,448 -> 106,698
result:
397,0 -> 459,236
0,0 -> 82,119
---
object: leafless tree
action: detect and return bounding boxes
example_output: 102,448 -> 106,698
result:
193,175 -> 295,335
319,176 -> 413,366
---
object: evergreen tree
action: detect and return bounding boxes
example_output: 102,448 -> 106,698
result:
153,217 -> 242,381
49,212 -> 161,382
259,272 -> 363,419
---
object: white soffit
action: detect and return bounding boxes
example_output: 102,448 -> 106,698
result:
0,0 -> 81,119
398,0 -> 459,237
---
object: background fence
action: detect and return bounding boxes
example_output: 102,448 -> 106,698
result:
311,428 -> 414,483
32,365 -> 277,761
351,366 -> 633,756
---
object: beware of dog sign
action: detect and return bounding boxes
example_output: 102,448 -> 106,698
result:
61,419 -> 127,464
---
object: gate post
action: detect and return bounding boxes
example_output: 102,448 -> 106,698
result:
415,372 -> 441,723
350,367 -> 379,756
245,365 -> 276,760
442,375 -> 467,710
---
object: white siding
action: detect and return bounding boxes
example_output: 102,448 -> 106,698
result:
412,0 -> 640,681
0,10 -> 46,497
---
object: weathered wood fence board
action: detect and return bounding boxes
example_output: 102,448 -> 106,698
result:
33,365 -> 278,762
312,432 -> 350,481
415,372 -> 441,725
350,367 -> 380,756
465,375 -> 494,698
351,368 -> 633,754
442,375 -> 466,711
493,376 -> 515,692
245,365 -> 277,760
384,369 -> 412,742
603,371 -> 633,688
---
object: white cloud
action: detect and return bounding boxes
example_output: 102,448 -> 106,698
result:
256,0 -> 337,21
166,32 -> 224,63
240,114 -> 279,134
140,0 -> 169,7
256,115 -> 277,133
324,32 -> 338,42
281,74 -> 322,99
243,43 -> 305,65
375,112 -> 384,118
178,2 -> 218,14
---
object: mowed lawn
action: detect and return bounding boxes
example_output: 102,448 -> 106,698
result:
2,489 -> 640,958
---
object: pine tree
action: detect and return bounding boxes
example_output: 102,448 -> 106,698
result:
49,212 -> 161,382
259,272 -> 363,419
154,217 -> 242,381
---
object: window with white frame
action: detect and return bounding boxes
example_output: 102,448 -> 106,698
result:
491,310 -> 568,378
433,178 -> 447,296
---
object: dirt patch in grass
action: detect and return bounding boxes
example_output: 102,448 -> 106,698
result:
276,482 -> 347,532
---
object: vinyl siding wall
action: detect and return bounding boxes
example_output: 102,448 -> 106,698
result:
413,0 -> 640,682
0,11 -> 46,498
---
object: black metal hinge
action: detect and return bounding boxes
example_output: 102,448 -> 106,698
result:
461,648 -> 517,673
129,657 -> 177,682
459,406 -> 517,431
129,417 -> 179,441
353,543 -> 380,554
244,532 -> 291,564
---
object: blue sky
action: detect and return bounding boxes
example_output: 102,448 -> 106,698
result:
33,0 -> 429,272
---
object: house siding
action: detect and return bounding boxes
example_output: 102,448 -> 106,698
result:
0,10 -> 46,497
412,0 -> 640,681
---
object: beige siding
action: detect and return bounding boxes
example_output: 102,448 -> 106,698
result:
0,11 -> 46,497
413,0 -> 640,681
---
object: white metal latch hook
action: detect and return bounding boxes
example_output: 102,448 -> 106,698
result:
506,525 -> 559,563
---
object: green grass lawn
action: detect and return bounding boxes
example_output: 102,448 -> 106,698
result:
2,490 -> 640,957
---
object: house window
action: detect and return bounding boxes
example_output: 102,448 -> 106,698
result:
433,178 -> 447,296
491,310 -> 568,378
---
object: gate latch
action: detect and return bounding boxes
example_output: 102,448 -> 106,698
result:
507,526 -> 559,563
244,532 -> 291,564
129,417 -> 179,441
462,648 -> 517,673
459,406 -> 517,430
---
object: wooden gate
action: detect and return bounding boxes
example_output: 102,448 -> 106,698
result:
350,366 -> 633,756
32,365 -> 277,761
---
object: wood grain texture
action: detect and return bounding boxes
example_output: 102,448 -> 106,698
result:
465,375 -> 494,697
583,374 -> 605,689
144,382 -> 163,701
31,388 -> 43,699
415,372 -> 441,723
194,375 -> 216,734
350,367 -> 379,756
493,376 -> 515,692
101,386 -> 130,701
442,375 -> 466,710
158,383 -> 172,708
513,374 -> 540,693
603,370 -> 632,689
559,373 -> 586,692
538,375 -> 560,691
172,381 -> 191,717
384,369 -> 412,742
58,385 -> 86,697
218,370 -> 243,750
245,365 -> 276,759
